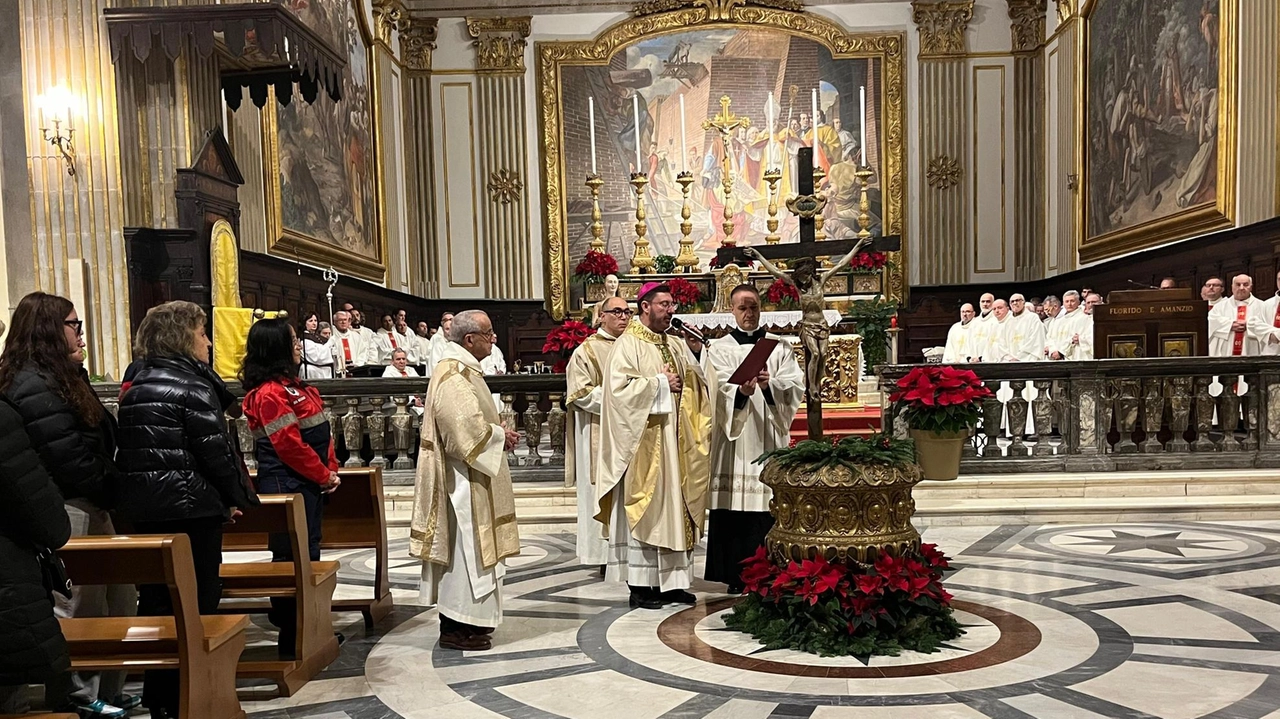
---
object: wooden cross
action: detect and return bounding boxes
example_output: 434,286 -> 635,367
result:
701,95 -> 751,244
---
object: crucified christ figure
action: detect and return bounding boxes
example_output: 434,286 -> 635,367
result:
745,238 -> 870,438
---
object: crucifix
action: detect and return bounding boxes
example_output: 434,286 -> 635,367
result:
724,147 -> 902,440
701,95 -> 750,246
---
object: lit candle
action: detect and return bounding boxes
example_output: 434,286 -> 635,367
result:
810,88 -> 818,148
767,92 -> 775,168
860,86 -> 867,166
588,96 -> 598,175
679,94 -> 687,173
633,93 -> 642,174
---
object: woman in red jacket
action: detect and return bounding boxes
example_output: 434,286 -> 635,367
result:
240,318 -> 339,656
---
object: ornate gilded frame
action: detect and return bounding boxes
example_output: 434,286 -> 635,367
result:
1078,0 -> 1237,264
261,0 -> 387,282
536,2 -> 907,320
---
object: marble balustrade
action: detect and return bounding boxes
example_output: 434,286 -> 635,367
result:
878,357 -> 1280,474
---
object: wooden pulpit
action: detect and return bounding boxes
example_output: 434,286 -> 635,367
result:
1093,289 -> 1209,358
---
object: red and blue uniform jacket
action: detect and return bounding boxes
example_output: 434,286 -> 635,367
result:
242,378 -> 338,485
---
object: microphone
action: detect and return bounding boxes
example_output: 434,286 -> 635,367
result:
1127,279 -> 1158,290
669,316 -> 705,343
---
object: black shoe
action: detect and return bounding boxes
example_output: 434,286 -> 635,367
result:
628,586 -> 664,609
596,565 -> 606,578
726,583 -> 744,594
660,589 -> 697,605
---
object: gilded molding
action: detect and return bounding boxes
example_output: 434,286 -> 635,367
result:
1054,0 -> 1076,23
372,0 -> 409,47
537,8 -> 908,318
926,154 -> 962,190
911,0 -> 974,57
400,15 -> 438,71
467,17 -> 532,72
634,0 -> 804,19
1007,0 -> 1046,53
488,168 -> 524,205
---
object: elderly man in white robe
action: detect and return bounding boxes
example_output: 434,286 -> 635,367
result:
1047,291 -> 1093,360
702,284 -> 803,592
942,303 -> 976,364
969,293 -> 998,362
427,313 -> 455,376
376,316 -> 419,366
331,311 -> 369,376
1203,277 -> 1226,309
1000,294 -> 1047,362
410,310 -> 521,651
1258,271 -> 1280,356
1209,274 -> 1271,357
564,297 -> 632,573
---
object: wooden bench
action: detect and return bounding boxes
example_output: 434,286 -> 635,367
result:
0,713 -> 78,718
241,468 -> 393,627
57,535 -> 249,719
219,494 -> 340,697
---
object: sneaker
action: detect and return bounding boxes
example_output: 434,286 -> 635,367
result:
65,700 -> 128,719
112,694 -> 143,711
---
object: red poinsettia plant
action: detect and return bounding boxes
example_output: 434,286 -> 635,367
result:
725,544 -> 961,656
666,277 -> 702,308
542,320 -> 593,373
888,365 -> 993,434
573,250 -> 619,284
765,278 -> 801,309
850,251 -> 888,274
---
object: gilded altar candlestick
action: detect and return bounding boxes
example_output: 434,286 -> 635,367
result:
855,166 -> 875,239
763,166 -> 782,244
702,95 -> 750,247
629,173 -> 655,274
585,174 -> 605,253
813,165 -> 830,267
674,171 -> 699,273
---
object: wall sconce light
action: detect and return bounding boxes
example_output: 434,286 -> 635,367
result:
36,86 -> 77,177
1066,173 -> 1079,192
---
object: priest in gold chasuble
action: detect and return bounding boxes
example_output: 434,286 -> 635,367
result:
409,310 -> 521,651
597,283 -> 714,609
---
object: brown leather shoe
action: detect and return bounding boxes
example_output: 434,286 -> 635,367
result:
440,631 -> 493,651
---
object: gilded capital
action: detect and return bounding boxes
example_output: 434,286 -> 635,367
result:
372,0 -> 409,47
466,17 -> 532,73
911,0 -> 975,57
1054,0 -> 1077,23
1007,0 -> 1046,53
400,15 -> 438,72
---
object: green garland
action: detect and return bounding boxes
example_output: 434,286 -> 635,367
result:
755,432 -> 915,471
653,255 -> 677,274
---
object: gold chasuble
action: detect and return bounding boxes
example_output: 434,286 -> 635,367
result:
597,319 -> 714,552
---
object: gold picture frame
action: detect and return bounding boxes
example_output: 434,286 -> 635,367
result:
1158,331 -> 1196,358
1107,333 -> 1146,359
1078,0 -> 1237,264
535,1 -> 907,320
262,0 -> 386,282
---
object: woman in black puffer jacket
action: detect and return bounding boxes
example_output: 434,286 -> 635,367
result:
0,394 -> 72,713
115,300 -> 258,719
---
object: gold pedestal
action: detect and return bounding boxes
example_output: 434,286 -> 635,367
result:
674,171 -> 699,273
585,174 -> 605,252
629,173 -> 655,274
764,167 -> 782,244
855,166 -> 875,239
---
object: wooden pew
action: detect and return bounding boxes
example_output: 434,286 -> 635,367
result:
57,535 -> 248,719
219,494 -> 340,696
242,468 -> 393,627
0,713 -> 77,718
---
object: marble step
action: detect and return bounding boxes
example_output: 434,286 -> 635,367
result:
914,469 -> 1280,499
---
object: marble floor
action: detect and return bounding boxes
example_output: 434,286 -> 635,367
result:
233,521 -> 1280,719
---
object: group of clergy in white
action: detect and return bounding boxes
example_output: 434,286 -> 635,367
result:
302,307 -> 507,379
1206,273 -> 1280,357
942,290 -> 1099,364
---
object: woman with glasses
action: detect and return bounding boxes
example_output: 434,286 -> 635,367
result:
240,318 -> 340,657
0,292 -> 137,719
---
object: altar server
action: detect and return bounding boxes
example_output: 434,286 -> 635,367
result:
409,310 -> 521,651
597,283 -> 714,609
1047,291 -> 1093,360
1000,294 -> 1046,362
942,303 -> 976,363
565,297 -> 631,571
1209,274 -> 1271,357
702,284 -> 803,592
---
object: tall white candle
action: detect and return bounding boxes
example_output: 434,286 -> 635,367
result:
633,94 -> 642,173
810,88 -> 818,149
767,92 -> 775,168
860,86 -> 867,166
679,95 -> 687,173
588,96 -> 598,175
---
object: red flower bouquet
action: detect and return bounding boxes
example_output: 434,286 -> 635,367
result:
667,277 -> 701,308
850,251 -> 888,274
542,320 -> 593,373
888,365 -> 993,434
765,278 -> 800,309
573,251 -> 619,284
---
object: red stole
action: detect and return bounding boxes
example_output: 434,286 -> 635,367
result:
1232,304 -> 1248,356
341,338 -> 353,362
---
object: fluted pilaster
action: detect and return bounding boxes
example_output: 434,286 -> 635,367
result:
1237,0 -> 1277,224
402,14 -> 439,297
1008,0 -> 1046,281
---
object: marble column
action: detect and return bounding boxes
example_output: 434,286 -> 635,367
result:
467,17 -> 534,300
1007,0 -> 1046,282
912,0 -> 974,286
400,14 -> 439,298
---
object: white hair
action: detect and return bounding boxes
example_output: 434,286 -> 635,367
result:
447,309 -> 490,343
390,348 -> 408,360
1063,290 -> 1081,301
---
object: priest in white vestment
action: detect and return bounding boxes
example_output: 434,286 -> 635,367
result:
1047,291 -> 1093,360
410,310 -> 521,651
331,311 -> 370,376
381,348 -> 420,377
597,282 -> 714,609
1203,277 -> 1225,310
375,316 -> 418,365
426,313 -> 455,377
1209,275 -> 1271,357
352,310 -> 380,367
942,303 -> 976,364
969,293 -> 998,362
480,341 -> 507,413
1001,294 -> 1047,362
1258,271 -> 1280,356
565,297 -> 632,572
702,284 -> 803,591
985,300 -> 1014,362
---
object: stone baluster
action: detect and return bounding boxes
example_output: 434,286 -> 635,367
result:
1031,380 -> 1055,456
1242,375 -> 1259,451
322,398 -> 338,437
1192,376 -> 1216,452
1218,382 -> 1242,451
500,393 -> 518,466
343,397 -> 366,467
235,414 -> 257,470
1140,378 -> 1164,453
1164,377 -> 1192,453
390,396 -> 415,470
1006,380 -> 1029,456
1068,377 -> 1108,464
547,392 -> 566,461
367,396 -> 388,467
523,392 -> 544,465
1112,379 -> 1140,453
981,394 -> 1003,458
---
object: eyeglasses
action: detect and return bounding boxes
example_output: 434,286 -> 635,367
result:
467,331 -> 497,341
603,308 -> 634,318
64,320 -> 84,337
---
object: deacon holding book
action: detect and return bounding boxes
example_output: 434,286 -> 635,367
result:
702,284 -> 804,592
598,282 -> 715,609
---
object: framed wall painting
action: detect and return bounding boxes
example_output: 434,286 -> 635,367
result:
1079,0 -> 1237,263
